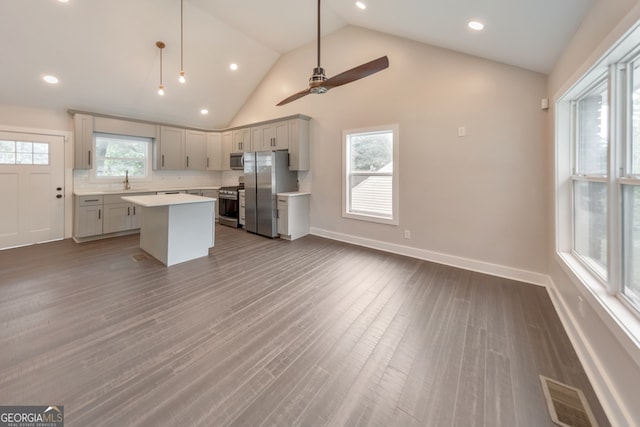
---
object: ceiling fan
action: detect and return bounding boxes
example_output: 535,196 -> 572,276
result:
276,0 -> 389,106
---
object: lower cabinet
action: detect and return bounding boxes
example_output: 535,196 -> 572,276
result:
277,192 -> 310,240
103,194 -> 153,234
202,190 -> 219,221
75,195 -> 103,238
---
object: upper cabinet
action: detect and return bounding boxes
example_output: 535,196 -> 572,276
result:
232,128 -> 251,153
206,132 -> 222,171
73,113 -> 94,169
155,126 -> 185,170
221,131 -> 233,171
288,118 -> 310,171
251,121 -> 288,152
185,130 -> 207,170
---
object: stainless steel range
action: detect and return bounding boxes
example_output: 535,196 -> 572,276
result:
218,186 -> 240,228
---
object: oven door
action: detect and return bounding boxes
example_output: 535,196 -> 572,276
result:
218,195 -> 239,227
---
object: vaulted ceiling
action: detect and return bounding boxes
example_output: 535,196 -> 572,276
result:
0,0 -> 594,129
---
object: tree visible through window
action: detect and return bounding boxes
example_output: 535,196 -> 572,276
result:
94,134 -> 149,178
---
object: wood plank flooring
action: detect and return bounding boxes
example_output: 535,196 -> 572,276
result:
0,226 -> 609,426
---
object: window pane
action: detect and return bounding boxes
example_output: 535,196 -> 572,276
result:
349,131 -> 392,172
0,140 -> 14,153
623,185 -> 640,309
94,135 -> 148,177
574,180 -> 608,277
633,64 -> 640,175
349,175 -> 392,217
576,83 -> 608,175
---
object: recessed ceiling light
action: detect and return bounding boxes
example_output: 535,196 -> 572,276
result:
355,1 -> 366,10
468,20 -> 485,31
58,0 -> 69,3
229,63 -> 238,71
200,109 -> 209,115
43,75 -> 59,84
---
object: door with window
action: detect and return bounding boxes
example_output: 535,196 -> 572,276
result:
0,131 -> 64,249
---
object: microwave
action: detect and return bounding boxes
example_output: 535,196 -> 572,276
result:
230,152 -> 244,170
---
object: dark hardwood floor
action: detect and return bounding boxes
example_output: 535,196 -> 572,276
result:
0,226 -> 608,426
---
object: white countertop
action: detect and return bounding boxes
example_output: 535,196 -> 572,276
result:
277,191 -> 311,197
121,194 -> 216,207
74,186 -> 221,196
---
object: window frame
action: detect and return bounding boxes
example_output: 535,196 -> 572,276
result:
342,124 -> 399,226
90,132 -> 152,183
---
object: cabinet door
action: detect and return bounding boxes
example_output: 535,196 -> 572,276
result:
76,205 -> 103,237
277,196 -> 288,236
131,204 -> 142,229
157,126 -> 185,169
74,113 -> 94,169
103,202 -> 132,233
221,132 -> 232,170
185,130 -> 207,170
288,118 -> 310,171
232,128 -> 251,152
206,132 -> 222,170
273,121 -> 289,150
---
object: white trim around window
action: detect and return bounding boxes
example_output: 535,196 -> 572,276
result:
342,124 -> 399,226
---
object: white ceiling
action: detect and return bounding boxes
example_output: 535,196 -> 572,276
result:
0,0 -> 594,129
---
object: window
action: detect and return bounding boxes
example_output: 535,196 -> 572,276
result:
343,125 -> 399,225
93,133 -> 150,179
558,45 -> 640,314
0,140 -> 49,165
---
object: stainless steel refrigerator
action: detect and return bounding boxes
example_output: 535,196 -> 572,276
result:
244,151 -> 298,237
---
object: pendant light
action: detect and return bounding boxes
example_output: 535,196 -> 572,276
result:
156,41 -> 166,95
178,0 -> 186,83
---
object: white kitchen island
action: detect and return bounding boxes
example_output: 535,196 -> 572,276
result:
121,194 -> 215,266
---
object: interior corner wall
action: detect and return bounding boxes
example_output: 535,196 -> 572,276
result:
231,25 -> 549,280
547,1 -> 640,426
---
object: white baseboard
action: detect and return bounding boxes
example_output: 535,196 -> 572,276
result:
309,227 -> 550,287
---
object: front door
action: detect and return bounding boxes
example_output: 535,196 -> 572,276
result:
0,131 -> 65,249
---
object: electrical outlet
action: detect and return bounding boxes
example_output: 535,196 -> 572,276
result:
458,126 -> 466,137
404,230 -> 411,239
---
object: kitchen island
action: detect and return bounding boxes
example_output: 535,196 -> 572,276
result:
121,194 -> 215,266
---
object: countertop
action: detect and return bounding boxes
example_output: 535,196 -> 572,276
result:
121,194 -> 216,207
74,186 -> 221,196
277,191 -> 311,197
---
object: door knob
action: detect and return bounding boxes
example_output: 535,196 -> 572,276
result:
56,187 -> 62,191
56,194 -> 63,199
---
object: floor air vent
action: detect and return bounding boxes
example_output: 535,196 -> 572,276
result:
539,375 -> 599,427
131,253 -> 150,262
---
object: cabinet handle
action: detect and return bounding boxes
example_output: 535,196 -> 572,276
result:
128,206 -> 131,216
207,157 -> 209,168
98,209 -> 101,220
276,209 -> 279,219
85,199 -> 99,202
133,206 -> 136,215
162,154 -> 165,167
88,150 -> 92,166
186,156 -> 189,167
240,142 -> 243,150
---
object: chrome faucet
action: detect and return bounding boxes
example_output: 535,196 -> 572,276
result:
123,170 -> 131,190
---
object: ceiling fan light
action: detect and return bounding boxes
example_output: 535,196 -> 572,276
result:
158,85 -> 165,96
179,70 -> 186,84
355,1 -> 366,10
43,75 -> 59,84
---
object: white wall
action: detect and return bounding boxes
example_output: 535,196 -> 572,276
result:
547,1 -> 640,426
232,26 -> 549,282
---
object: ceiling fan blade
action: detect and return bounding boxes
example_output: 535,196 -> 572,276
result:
276,87 -> 313,106
322,56 -> 389,89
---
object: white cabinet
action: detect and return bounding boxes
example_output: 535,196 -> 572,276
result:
102,193 -> 152,234
232,128 -> 251,153
288,118 -> 310,171
155,126 -> 185,170
239,189 -> 245,226
221,131 -> 233,170
185,130 -> 207,170
74,195 -> 103,237
277,192 -> 310,240
74,113 -> 94,169
206,132 -> 222,170
251,121 -> 289,151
